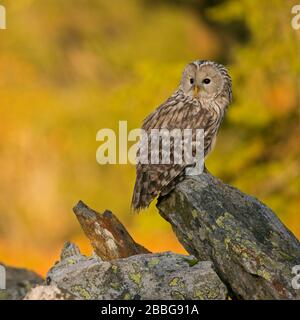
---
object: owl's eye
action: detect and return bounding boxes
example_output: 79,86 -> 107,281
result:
189,78 -> 194,85
203,78 -> 211,84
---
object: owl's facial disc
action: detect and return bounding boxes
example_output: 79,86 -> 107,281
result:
181,63 -> 225,100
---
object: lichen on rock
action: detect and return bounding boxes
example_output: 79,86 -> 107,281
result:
43,244 -> 227,300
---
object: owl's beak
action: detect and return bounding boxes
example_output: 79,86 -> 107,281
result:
193,85 -> 200,97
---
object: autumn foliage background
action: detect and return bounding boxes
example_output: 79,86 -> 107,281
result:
0,0 -> 299,276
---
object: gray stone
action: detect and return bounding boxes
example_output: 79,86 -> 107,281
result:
0,263 -> 43,300
24,284 -> 77,300
46,246 -> 227,300
157,173 -> 300,300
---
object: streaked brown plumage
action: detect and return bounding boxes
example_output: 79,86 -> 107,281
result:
132,60 -> 232,211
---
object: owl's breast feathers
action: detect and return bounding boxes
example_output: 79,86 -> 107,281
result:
131,91 -> 225,211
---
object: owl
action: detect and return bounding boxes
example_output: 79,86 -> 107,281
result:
132,60 -> 232,211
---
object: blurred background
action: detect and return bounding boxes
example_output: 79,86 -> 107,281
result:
0,0 -> 299,276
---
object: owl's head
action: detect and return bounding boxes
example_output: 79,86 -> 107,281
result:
180,60 -> 232,103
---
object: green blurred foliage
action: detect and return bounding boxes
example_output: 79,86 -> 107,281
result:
0,0 -> 299,273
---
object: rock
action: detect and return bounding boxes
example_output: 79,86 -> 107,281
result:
0,263 -> 43,300
157,172 -> 300,299
24,284 -> 77,300
73,201 -> 150,261
45,244 -> 227,300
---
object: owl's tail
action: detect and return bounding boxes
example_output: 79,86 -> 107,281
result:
131,172 -> 156,212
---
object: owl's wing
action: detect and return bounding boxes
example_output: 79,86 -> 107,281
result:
131,92 -> 213,211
